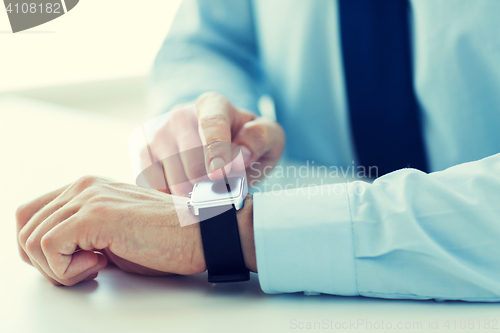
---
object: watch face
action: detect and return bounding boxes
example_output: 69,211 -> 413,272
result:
191,177 -> 243,203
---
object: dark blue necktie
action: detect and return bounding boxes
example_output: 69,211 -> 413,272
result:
339,0 -> 428,176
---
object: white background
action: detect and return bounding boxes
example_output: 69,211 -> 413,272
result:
0,0 -> 183,92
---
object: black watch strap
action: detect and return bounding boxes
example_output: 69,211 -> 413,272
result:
199,204 -> 250,283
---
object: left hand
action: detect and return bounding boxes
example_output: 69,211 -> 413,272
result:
16,175 -> 206,286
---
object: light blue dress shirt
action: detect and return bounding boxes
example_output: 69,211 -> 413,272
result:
150,0 -> 500,301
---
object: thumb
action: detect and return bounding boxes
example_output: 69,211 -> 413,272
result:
232,117 -> 285,166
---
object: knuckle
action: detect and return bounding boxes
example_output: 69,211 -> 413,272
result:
15,204 -> 29,228
25,236 -> 38,256
88,201 -> 110,216
168,107 -> 186,123
80,187 -> 112,216
82,185 -> 102,199
74,175 -> 100,190
152,127 -> 167,144
18,227 -> 31,248
187,163 -> 207,179
205,137 -> 227,149
40,233 -> 53,253
199,113 -> 228,129
246,122 -> 270,144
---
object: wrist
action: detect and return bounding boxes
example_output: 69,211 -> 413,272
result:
236,194 -> 257,272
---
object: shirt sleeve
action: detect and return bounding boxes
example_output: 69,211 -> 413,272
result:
148,0 -> 263,115
253,153 -> 500,301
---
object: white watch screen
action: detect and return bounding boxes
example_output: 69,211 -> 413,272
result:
191,177 -> 243,203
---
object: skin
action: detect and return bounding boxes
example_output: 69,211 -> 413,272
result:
142,92 -> 285,195
16,176 -> 257,286
16,93 -> 281,286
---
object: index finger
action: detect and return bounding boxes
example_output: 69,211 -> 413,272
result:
195,93 -> 234,180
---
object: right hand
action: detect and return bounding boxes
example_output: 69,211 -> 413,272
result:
139,92 -> 285,195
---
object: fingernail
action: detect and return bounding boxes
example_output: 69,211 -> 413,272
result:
210,157 -> 226,172
240,146 -> 252,163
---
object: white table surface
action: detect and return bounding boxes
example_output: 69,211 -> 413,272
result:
1,96 -> 499,333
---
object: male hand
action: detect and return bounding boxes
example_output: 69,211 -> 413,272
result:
139,92 -> 285,195
16,176 -> 257,286
16,176 -> 207,286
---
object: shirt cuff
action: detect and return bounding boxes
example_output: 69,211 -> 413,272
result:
253,183 -> 358,295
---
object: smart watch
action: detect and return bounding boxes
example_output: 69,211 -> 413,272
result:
187,174 -> 250,283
